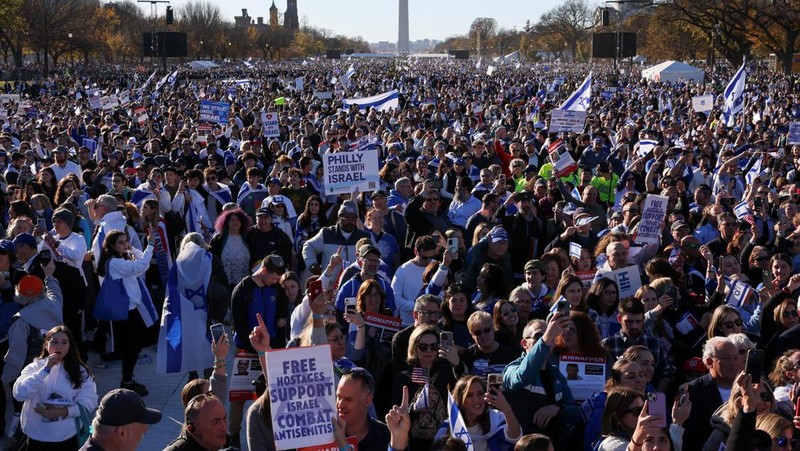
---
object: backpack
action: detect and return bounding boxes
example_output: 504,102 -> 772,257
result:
9,316 -> 43,367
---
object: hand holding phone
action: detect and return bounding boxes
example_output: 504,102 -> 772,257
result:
646,392 -> 667,428
745,349 -> 764,381
210,323 -> 225,344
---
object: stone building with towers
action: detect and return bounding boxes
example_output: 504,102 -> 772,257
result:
233,0 -> 299,31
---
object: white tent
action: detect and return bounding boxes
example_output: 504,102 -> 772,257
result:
641,60 -> 704,83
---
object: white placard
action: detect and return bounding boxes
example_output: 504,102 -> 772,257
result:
262,111 -> 280,138
691,94 -> 714,113
550,109 -> 588,133
322,150 -> 380,195
634,194 -> 668,245
789,122 -> 800,145
266,345 -> 335,450
560,354 -> 606,401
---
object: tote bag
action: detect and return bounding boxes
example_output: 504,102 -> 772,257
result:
92,263 -> 129,321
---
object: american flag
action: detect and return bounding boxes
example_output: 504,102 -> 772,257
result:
411,367 -> 429,385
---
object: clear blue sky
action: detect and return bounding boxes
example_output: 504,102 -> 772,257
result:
158,0 -> 570,43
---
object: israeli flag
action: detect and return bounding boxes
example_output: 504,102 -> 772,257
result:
725,280 -> 754,307
342,64 -> 355,89
733,200 -> 751,219
138,70 -> 157,93
637,139 -> 658,157
722,62 -> 747,126
343,90 -> 399,113
167,69 -> 179,86
559,73 -> 592,112
447,392 -> 475,451
745,157 -> 762,184
412,384 -> 430,411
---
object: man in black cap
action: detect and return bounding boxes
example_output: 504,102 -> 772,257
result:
78,388 -> 162,451
247,207 -> 293,267
500,191 -> 550,282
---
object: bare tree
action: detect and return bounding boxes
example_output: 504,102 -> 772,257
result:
177,1 -> 224,59
533,0 -> 594,61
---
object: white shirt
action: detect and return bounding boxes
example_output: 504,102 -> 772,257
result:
48,161 -> 82,182
42,231 -> 87,281
13,359 -> 98,443
107,246 -> 153,311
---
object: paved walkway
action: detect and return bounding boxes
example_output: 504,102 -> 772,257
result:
1,342 -> 253,450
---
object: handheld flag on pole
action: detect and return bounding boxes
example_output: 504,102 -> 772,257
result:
722,62 -> 747,126
447,392 -> 475,451
559,73 -> 592,112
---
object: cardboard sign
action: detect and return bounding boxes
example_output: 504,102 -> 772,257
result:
788,122 -> 800,145
266,345 -> 336,450
691,94 -> 714,113
322,150 -> 380,195
199,100 -> 230,124
603,265 -> 642,299
313,91 -> 333,100
548,139 -> 578,178
559,354 -> 606,401
362,312 -> 402,344
634,194 -> 668,245
262,111 -> 280,138
197,124 -> 212,144
550,109 -> 587,133
0,94 -> 20,104
133,107 -> 148,127
229,350 -> 262,402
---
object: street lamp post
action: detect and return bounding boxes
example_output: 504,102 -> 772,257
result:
67,33 -> 73,68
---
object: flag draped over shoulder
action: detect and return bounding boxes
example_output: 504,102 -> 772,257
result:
157,242 -> 214,374
559,73 -> 592,111
723,62 -> 747,126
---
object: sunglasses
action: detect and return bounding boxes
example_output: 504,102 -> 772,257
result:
416,310 -> 440,318
471,327 -> 493,337
755,256 -> 769,262
784,310 -> 799,319
501,307 -> 518,317
721,319 -> 743,329
760,391 -> 774,402
625,405 -> 643,416
416,342 -> 439,352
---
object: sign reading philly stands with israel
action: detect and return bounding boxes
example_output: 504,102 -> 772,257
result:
266,345 -> 336,450
323,150 -> 380,195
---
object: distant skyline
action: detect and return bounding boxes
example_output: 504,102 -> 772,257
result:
147,0 -> 569,43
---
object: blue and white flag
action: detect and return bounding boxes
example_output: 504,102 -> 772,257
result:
167,69 -> 179,87
157,243 -> 214,374
137,70 -> 157,94
447,392 -> 475,451
722,62 -> 747,126
411,384 -> 430,411
745,157 -> 762,184
733,200 -> 751,220
725,280 -> 754,307
658,91 -> 673,113
637,139 -> 658,157
342,64 -> 355,89
343,90 -> 399,113
349,135 -> 379,151
559,73 -> 592,112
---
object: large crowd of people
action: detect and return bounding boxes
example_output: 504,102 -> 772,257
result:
0,56 -> 798,451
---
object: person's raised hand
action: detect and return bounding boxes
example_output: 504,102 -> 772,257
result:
309,290 -> 331,316
672,389 -> 691,426
735,372 -> 757,413
331,414 -> 348,448
386,385 -> 411,449
42,259 -> 56,277
212,332 -> 230,361
343,311 -> 365,327
249,313 -> 271,352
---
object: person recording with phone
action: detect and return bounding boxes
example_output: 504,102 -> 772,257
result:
502,313 -> 580,447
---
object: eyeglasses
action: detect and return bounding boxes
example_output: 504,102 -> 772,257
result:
501,307 -> 518,317
784,310 -> 799,319
471,327 -> 493,337
721,319 -> 743,329
416,310 -> 440,318
416,342 -> 439,352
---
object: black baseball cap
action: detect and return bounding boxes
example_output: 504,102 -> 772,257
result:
96,389 -> 162,426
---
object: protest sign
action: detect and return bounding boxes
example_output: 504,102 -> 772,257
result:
299,436 -> 358,451
634,194 -> 668,245
199,100 -> 230,124
559,354 -> 606,401
313,91 -> 333,100
88,93 -> 102,111
118,90 -> 131,106
601,265 -> 642,299
197,124 -> 212,144
229,350 -> 262,402
691,94 -> 714,113
789,122 -> 800,145
550,109 -> 587,133
569,242 -> 582,259
362,312 -> 402,344
548,139 -> 578,178
322,150 -> 380,195
262,111 -> 280,138
576,269 -> 597,288
100,96 -> 113,115
295,77 -> 305,91
25,107 -> 38,119
266,345 -> 336,450
133,107 -> 148,127
0,94 -> 20,104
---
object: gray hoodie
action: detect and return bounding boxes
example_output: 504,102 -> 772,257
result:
2,277 -> 63,383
